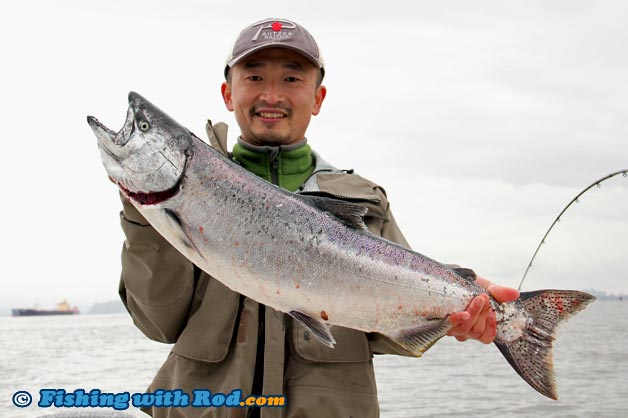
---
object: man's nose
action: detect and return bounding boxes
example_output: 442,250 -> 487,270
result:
259,81 -> 284,105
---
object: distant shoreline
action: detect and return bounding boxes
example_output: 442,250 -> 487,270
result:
1,294 -> 625,317
0,299 -> 127,317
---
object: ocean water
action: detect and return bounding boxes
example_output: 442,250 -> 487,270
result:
1,301 -> 626,418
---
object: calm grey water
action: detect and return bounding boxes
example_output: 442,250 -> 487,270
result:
1,301 -> 626,418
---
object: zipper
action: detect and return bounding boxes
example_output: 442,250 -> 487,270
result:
270,158 -> 279,186
268,148 -> 280,186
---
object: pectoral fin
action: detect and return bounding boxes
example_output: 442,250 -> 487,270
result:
160,208 -> 205,260
289,310 -> 336,348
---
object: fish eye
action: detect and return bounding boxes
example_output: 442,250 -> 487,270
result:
138,121 -> 150,132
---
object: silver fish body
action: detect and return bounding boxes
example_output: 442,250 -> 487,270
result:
88,92 -> 595,400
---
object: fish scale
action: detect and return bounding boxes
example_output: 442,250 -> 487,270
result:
88,91 -> 596,400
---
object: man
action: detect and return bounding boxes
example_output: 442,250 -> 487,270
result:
118,18 -> 519,418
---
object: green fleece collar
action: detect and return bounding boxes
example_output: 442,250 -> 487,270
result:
232,138 -> 315,192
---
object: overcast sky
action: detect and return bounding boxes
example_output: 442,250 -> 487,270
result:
1,0 -> 626,312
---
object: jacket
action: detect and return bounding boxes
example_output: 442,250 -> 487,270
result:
118,123 -> 414,418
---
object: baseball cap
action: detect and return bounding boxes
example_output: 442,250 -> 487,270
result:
225,18 -> 325,80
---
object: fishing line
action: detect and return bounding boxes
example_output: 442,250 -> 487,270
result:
518,169 -> 628,291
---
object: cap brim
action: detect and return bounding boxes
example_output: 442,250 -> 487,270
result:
225,43 -> 323,78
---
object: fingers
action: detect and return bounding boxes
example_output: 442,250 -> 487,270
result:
447,293 -> 496,344
474,276 -> 492,289
479,308 -> 497,344
447,276 -> 519,345
476,276 -> 520,303
447,311 -> 470,331
490,286 -> 520,303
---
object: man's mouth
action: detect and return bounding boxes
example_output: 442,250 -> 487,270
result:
256,111 -> 286,119
252,103 -> 291,121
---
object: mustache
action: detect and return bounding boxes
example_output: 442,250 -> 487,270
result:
249,101 -> 292,117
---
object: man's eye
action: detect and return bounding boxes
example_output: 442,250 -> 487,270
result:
285,76 -> 300,82
248,76 -> 263,81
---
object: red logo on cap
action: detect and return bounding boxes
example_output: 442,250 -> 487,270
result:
271,21 -> 282,31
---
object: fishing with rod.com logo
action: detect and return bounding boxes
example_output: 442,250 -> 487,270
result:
12,388 -> 285,411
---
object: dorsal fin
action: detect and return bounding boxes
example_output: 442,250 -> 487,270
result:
451,267 -> 477,284
299,195 -> 369,231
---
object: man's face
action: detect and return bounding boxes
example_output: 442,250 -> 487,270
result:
221,48 -> 326,146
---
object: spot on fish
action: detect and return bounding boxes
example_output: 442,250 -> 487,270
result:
397,305 -> 403,310
320,310 -> 329,321
199,226 -> 204,233
276,289 -> 281,295
556,298 -> 565,313
234,241 -> 240,247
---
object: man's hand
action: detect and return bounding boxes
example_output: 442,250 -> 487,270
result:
447,277 -> 520,344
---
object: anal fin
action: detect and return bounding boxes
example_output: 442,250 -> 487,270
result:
387,319 -> 451,357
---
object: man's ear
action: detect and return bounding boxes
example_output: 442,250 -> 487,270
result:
312,85 -> 327,116
221,82 -> 234,112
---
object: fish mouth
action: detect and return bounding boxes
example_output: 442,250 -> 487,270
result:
117,177 -> 182,205
87,95 -> 185,206
87,114 -> 125,170
87,115 -> 118,139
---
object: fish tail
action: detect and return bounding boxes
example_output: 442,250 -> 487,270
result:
494,289 -> 595,400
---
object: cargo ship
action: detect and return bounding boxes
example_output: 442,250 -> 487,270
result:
12,300 -> 80,317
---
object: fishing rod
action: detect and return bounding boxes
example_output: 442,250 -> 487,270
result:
518,169 -> 628,291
